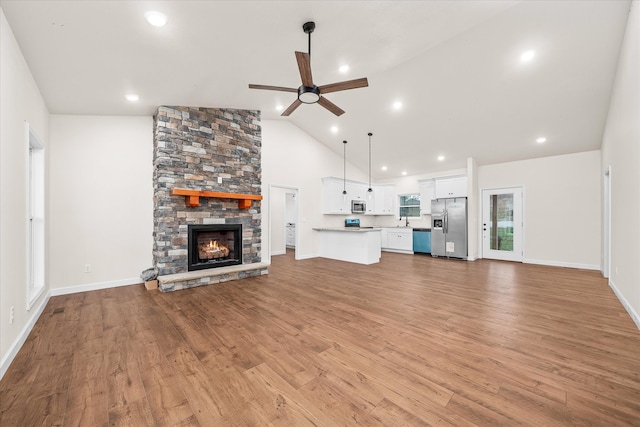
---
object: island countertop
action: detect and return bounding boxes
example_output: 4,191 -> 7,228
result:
312,227 -> 382,232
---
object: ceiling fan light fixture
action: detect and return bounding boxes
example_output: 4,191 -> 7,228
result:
298,86 -> 320,104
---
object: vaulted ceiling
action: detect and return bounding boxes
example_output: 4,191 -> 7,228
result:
0,0 -> 630,178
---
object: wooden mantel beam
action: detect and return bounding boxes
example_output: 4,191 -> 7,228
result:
172,188 -> 262,209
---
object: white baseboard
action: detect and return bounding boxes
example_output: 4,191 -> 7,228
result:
49,277 -> 140,297
523,258 -> 600,271
0,291 -> 50,380
608,278 -> 640,331
270,250 -> 286,256
295,252 -> 318,260
382,249 -> 414,255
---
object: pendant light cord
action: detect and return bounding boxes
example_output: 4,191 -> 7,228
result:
367,132 -> 373,192
342,141 -> 347,195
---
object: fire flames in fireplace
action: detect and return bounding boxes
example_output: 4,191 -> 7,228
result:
188,224 -> 242,271
198,240 -> 230,260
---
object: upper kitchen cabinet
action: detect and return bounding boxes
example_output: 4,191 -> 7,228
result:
322,178 -> 395,215
373,184 -> 396,215
346,181 -> 367,201
418,179 -> 435,214
434,175 -> 467,198
322,177 -> 350,214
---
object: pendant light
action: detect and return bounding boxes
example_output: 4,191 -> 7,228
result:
342,140 -> 347,200
367,132 -> 373,198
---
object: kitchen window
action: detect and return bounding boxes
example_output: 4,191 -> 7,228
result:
398,193 -> 421,218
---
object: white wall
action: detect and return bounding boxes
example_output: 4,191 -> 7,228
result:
48,115 -> 153,291
269,186 -> 287,255
0,8 -> 50,376
600,1 -> 640,326
479,150 -> 602,269
261,120 -> 368,261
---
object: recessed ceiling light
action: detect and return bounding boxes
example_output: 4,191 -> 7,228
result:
393,101 -> 403,110
275,105 -> 284,112
437,155 -> 445,161
536,137 -> 547,143
330,126 -> 338,133
125,94 -> 139,102
521,50 -> 535,62
381,166 -> 388,171
401,171 -> 407,176
145,11 -> 167,27
338,65 -> 349,74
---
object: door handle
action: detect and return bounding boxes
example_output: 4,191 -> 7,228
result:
444,210 -> 448,234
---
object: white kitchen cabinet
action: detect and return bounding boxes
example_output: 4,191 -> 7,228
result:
383,228 -> 413,252
418,179 -> 435,214
322,177 -> 350,214
373,185 -> 396,215
365,189 -> 376,214
434,176 -> 467,198
379,228 -> 388,247
346,181 -> 367,201
323,177 -> 395,215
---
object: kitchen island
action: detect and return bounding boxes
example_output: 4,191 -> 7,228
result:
313,227 -> 382,265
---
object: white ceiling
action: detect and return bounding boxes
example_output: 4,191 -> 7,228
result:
0,0 -> 631,179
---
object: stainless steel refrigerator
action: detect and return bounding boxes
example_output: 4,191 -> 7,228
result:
431,197 -> 467,259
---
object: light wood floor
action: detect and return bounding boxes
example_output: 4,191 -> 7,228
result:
2,251 -> 640,426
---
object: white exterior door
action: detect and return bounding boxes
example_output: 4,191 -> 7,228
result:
482,187 -> 523,262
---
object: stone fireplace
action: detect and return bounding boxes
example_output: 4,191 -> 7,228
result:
152,106 -> 268,292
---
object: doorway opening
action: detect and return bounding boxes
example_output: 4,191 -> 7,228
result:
482,187 -> 523,262
603,167 -> 611,278
269,185 -> 300,261
27,122 -> 45,309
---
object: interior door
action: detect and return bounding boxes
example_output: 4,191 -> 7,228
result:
482,188 -> 523,262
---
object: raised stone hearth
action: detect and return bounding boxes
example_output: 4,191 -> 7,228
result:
157,262 -> 269,292
152,106 -> 266,291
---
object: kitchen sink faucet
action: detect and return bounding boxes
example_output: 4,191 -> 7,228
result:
400,216 -> 410,227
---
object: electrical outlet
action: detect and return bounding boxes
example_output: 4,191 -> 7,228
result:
84,264 -> 92,273
9,306 -> 14,324
217,177 -> 223,184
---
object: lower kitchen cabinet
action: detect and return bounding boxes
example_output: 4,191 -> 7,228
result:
382,228 -> 413,253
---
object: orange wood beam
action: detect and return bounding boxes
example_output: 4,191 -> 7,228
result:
172,188 -> 263,209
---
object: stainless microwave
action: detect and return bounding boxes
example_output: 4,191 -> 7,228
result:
351,200 -> 366,214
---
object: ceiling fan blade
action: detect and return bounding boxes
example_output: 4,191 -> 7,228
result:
319,77 -> 369,94
295,51 -> 314,87
281,99 -> 303,116
248,84 -> 298,93
317,96 -> 345,116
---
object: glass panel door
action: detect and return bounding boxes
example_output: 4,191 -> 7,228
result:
482,188 -> 523,261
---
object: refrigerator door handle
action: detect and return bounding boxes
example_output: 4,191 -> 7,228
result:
444,209 -> 448,234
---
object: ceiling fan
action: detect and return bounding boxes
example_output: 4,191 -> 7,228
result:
249,21 -> 369,117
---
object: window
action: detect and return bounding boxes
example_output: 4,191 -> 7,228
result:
398,193 -> 421,218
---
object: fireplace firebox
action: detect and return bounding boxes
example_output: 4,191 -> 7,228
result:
188,224 -> 242,271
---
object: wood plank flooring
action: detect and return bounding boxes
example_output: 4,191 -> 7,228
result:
2,251 -> 640,426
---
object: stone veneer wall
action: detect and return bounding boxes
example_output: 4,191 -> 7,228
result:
153,106 -> 262,278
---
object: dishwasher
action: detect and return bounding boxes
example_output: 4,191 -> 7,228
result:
412,228 -> 431,254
